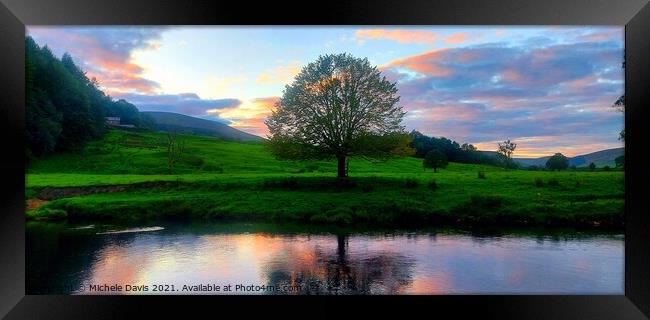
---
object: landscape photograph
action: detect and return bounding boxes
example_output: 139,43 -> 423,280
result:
25,26 -> 625,295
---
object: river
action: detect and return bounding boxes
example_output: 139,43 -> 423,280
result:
26,221 -> 624,295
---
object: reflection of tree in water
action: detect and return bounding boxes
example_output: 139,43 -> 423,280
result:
265,234 -> 415,295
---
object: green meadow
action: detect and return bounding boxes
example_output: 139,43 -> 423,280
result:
26,129 -> 625,228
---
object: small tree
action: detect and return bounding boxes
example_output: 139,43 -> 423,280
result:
615,155 -> 624,168
163,132 -> 185,174
589,162 -> 596,171
545,153 -> 569,171
497,139 -> 517,158
423,149 -> 448,173
496,139 -> 518,169
461,143 -> 477,151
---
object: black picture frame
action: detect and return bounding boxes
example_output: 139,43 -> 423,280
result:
1,0 -> 649,318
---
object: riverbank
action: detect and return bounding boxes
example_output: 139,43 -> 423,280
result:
26,174 -> 624,229
26,130 -> 625,229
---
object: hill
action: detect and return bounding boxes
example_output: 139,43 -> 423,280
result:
143,111 -> 264,142
512,147 -> 624,168
26,129 -> 624,228
480,148 -> 624,168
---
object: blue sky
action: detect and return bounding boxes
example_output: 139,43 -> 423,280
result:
27,26 -> 624,157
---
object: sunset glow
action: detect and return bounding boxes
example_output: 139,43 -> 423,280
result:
27,26 -> 624,157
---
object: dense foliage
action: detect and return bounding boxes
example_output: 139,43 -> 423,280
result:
546,153 -> 569,170
423,149 -> 448,172
25,36 -> 150,159
266,53 -> 412,177
409,131 -> 503,166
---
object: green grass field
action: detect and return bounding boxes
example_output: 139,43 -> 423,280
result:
26,129 -> 625,228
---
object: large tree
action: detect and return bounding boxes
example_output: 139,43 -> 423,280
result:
265,53 -> 412,177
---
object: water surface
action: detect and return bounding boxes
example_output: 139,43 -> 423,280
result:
26,222 -> 624,294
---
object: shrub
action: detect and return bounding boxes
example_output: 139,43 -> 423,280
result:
427,180 -> 439,190
547,178 -> 560,186
603,165 -> 611,171
477,171 -> 486,179
535,177 -> 544,187
404,178 -> 419,188
304,164 -> 319,172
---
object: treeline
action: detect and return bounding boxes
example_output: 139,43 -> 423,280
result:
409,131 -> 516,168
26,36 -> 152,159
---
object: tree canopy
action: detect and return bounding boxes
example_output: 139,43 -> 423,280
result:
409,131 -> 499,166
546,153 -> 569,170
265,53 -> 412,177
423,149 -> 448,172
26,36 -> 151,159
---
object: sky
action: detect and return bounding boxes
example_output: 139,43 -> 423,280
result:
27,26 -> 624,157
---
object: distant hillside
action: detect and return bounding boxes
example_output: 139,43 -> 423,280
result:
511,147 -> 624,168
142,111 -> 264,142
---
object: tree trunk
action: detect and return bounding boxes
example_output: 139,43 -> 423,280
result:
337,155 -> 347,178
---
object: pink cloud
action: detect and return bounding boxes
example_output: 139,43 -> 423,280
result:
27,27 -> 162,95
444,32 -> 470,44
354,29 -> 438,44
388,49 -> 454,77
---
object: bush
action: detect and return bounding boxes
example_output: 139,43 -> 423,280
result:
547,178 -> 560,186
427,180 -> 439,190
304,164 -> 319,172
404,178 -> 419,188
535,177 -> 544,187
603,165 -> 611,171
477,171 -> 486,179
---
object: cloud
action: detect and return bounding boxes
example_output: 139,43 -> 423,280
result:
444,32 -> 470,44
388,49 -> 455,77
115,92 -> 242,116
27,26 -> 165,95
382,36 -> 624,156
354,29 -> 438,44
256,61 -> 302,85
209,97 -> 279,136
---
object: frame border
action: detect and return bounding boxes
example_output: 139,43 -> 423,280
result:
1,0 -> 649,318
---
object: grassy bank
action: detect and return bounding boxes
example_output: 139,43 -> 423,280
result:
26,130 -> 625,228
